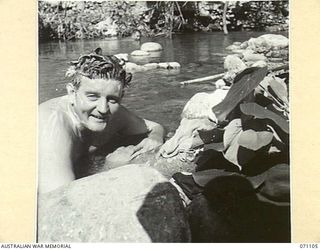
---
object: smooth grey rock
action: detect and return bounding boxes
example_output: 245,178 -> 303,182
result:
141,42 -> 163,52
225,44 -> 241,51
251,60 -> 268,68
247,34 -> 288,54
243,52 -> 267,62
214,79 -> 227,89
259,34 -> 289,48
143,63 -> 159,70
158,62 -> 181,69
223,55 -> 246,73
240,41 -> 248,49
124,62 -> 145,72
38,165 -> 191,242
131,50 -> 150,56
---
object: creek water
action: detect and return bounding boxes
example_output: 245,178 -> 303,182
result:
39,31 -> 285,133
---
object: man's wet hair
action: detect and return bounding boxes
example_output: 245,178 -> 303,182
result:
66,48 -> 132,89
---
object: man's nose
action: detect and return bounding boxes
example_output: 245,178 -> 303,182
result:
97,98 -> 109,114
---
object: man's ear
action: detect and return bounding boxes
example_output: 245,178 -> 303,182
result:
66,83 -> 76,105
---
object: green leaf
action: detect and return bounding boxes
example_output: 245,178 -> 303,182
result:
238,129 -> 273,151
240,103 -> 289,133
212,67 -> 268,122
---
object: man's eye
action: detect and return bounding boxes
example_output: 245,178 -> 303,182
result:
87,95 -> 98,101
108,98 -> 118,104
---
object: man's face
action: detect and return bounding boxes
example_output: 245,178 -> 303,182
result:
71,77 -> 123,132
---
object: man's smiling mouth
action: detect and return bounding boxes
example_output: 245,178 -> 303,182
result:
90,114 -> 107,122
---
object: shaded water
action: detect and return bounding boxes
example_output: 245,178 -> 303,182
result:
39,31 -> 284,132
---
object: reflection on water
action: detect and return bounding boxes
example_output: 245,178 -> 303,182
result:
39,31 -> 286,132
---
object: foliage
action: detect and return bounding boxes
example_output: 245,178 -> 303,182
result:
208,66 -> 289,172
231,1 -> 289,31
212,67 -> 268,123
38,1 -> 289,41
240,103 -> 289,134
38,1 -> 152,40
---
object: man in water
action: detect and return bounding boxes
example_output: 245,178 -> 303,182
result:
39,51 -> 165,194
131,30 -> 141,41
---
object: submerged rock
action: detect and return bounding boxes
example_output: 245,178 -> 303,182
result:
143,63 -> 159,70
141,42 -> 163,52
233,42 -> 242,46
38,165 -> 191,242
124,61 -> 181,73
131,50 -> 150,56
225,44 -> 241,51
158,62 -> 181,69
124,62 -> 145,72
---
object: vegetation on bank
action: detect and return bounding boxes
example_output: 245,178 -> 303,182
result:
39,1 -> 289,41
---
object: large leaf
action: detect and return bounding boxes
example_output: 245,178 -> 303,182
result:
240,103 -> 289,134
222,119 -> 257,170
269,79 -> 289,105
223,119 -> 242,150
238,129 -> 273,151
212,67 -> 268,122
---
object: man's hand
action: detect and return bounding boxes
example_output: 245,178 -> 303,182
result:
130,138 -> 163,160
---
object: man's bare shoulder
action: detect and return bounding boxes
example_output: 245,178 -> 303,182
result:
39,95 -> 72,131
39,95 -> 68,113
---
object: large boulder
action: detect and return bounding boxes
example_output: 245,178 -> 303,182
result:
141,42 -> 163,52
247,34 -> 288,53
260,34 -> 289,48
38,165 -> 191,242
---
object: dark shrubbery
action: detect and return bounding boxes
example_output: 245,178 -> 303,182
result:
38,1 -> 289,41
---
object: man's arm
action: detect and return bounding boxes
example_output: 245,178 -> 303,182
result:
115,106 -> 165,158
142,118 -> 165,143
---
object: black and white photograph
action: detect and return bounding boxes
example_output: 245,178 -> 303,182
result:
37,0 -> 290,243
